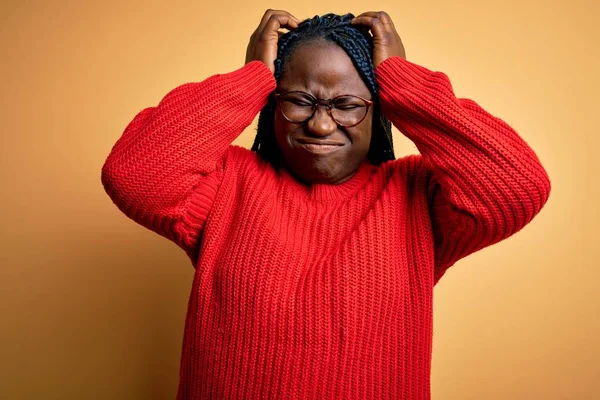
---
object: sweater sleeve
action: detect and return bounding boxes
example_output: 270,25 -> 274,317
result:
374,56 -> 551,284
101,61 -> 276,262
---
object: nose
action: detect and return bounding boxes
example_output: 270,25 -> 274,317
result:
306,106 -> 337,137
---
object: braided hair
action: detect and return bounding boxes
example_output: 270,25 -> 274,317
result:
251,13 -> 395,166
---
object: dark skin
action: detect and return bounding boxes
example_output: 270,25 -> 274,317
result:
246,10 -> 406,184
274,40 -> 373,184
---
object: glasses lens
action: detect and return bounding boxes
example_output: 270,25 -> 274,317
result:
331,96 -> 368,127
279,93 -> 315,122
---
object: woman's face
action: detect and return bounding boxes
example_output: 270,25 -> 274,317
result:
274,40 -> 373,184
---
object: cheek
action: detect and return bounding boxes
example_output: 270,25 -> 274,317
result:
273,114 -> 291,147
350,116 -> 373,152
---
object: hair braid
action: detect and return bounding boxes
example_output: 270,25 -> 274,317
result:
252,13 -> 395,165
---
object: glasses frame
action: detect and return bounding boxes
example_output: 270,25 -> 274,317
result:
274,91 -> 374,128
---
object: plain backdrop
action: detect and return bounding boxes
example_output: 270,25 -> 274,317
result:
1,0 -> 598,398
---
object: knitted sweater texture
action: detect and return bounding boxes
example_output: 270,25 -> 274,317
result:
101,57 -> 551,399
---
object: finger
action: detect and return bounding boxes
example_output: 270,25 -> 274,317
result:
352,11 -> 395,31
263,14 -> 299,37
351,15 -> 394,36
258,9 -> 300,31
352,11 -> 394,26
351,16 -> 386,36
353,11 -> 393,24
286,11 -> 301,25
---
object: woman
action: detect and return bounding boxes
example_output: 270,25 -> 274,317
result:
102,10 -> 551,399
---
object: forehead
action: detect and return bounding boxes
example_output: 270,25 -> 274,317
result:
278,40 -> 370,97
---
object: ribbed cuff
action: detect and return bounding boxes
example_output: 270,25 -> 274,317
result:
375,56 -> 434,87
375,56 -> 458,105
217,61 -> 277,114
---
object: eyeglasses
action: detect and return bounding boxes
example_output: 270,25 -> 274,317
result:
274,91 -> 373,128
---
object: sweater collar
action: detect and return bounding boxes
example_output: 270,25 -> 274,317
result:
281,162 -> 375,202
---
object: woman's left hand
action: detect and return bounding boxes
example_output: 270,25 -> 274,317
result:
351,11 -> 406,67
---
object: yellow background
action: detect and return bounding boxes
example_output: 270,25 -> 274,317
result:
2,0 -> 598,398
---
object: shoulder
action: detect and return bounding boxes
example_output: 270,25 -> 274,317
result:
222,145 -> 278,181
372,154 -> 439,202
378,154 -> 432,182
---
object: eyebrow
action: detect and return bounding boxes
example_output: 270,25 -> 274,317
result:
276,89 -> 372,100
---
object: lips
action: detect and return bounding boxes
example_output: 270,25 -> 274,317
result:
295,138 -> 344,155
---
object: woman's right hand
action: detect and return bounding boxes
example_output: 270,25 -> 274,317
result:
245,9 -> 300,73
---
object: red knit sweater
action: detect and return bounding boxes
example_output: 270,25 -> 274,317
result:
102,57 -> 551,399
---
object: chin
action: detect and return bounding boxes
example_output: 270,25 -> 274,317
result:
278,146 -> 364,185
301,162 -> 354,184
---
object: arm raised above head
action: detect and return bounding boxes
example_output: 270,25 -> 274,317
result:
101,62 -> 275,262
375,56 -> 551,283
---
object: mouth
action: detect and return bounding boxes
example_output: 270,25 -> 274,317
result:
295,138 -> 345,155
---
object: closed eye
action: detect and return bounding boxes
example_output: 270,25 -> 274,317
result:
290,100 -> 314,107
335,104 -> 363,110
